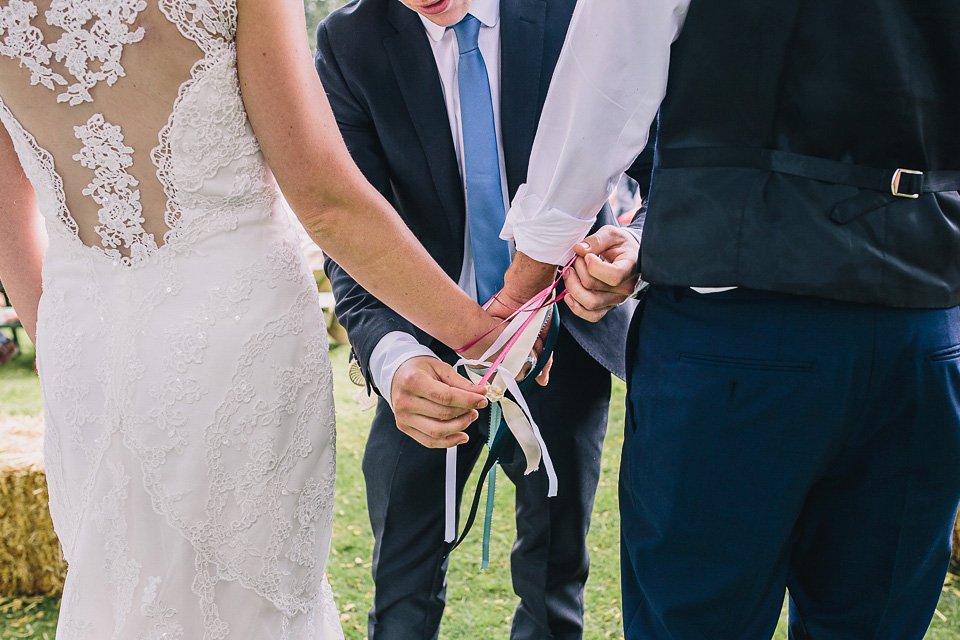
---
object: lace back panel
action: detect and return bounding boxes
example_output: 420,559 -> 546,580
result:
0,0 -> 256,266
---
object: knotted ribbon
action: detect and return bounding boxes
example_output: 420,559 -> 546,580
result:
443,257 -> 575,546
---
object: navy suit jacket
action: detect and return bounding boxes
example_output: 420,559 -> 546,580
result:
315,0 -> 636,393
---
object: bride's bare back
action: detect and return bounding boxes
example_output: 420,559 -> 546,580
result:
0,0 -> 218,260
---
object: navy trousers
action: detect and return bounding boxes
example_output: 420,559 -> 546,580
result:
363,327 -> 611,640
621,286 -> 960,639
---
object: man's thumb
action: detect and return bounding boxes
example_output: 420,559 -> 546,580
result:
576,225 -> 617,257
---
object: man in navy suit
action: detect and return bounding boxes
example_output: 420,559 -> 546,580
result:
315,0 -> 639,637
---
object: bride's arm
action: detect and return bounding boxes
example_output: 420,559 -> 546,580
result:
0,121 -> 44,344
235,0 -> 497,357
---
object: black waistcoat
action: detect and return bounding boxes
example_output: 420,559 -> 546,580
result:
642,0 -> 960,308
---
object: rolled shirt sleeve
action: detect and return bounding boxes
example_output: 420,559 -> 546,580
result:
501,0 -> 690,265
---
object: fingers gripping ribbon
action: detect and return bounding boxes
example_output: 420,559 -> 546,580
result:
444,259 -> 574,545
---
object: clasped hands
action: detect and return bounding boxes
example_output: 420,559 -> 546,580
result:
393,225 -> 639,449
391,313 -> 551,449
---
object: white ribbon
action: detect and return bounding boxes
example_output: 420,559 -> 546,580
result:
444,447 -> 457,542
443,300 -> 558,543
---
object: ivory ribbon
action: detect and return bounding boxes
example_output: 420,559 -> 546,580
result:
443,257 -> 576,545
444,296 -> 559,543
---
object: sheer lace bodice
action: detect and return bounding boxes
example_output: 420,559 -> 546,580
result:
0,2 -> 343,638
0,0 -> 271,265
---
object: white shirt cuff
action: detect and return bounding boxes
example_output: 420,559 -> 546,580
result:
369,331 -> 439,409
502,184 -> 599,266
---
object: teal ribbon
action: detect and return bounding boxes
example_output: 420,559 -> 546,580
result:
481,403 -> 501,569
459,305 -> 562,569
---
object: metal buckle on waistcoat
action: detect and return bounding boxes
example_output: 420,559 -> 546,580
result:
891,168 -> 923,199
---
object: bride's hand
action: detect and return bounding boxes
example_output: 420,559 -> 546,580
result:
458,311 -> 505,362
477,299 -> 553,387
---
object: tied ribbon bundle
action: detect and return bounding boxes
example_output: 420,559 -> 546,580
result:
444,257 -> 575,550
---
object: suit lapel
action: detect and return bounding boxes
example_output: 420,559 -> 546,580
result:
384,3 -> 465,243
499,0 -> 546,198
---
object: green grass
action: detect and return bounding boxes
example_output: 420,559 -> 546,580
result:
0,331 -> 42,416
2,339 -> 960,639
0,596 -> 58,640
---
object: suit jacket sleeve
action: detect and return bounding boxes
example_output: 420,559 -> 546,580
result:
315,21 -> 419,394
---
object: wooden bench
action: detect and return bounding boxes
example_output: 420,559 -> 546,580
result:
0,281 -> 22,350
0,310 -> 20,350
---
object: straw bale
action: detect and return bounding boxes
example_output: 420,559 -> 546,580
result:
0,414 -> 66,597
954,506 -> 960,571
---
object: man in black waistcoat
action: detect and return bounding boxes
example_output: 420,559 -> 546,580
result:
314,0 -> 638,637
495,0 -> 960,638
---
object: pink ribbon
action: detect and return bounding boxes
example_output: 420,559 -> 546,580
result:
444,257 -> 576,543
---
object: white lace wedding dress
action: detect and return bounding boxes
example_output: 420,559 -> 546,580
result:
0,0 -> 343,637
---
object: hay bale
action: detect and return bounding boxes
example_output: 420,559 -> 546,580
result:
954,507 -> 960,572
0,414 -> 66,596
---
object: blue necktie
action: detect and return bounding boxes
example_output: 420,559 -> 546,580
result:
453,14 -> 511,304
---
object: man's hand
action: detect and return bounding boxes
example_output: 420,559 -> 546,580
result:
484,260 -> 555,388
391,356 -> 490,449
562,225 -> 639,322
519,324 -> 553,387
491,252 -> 557,318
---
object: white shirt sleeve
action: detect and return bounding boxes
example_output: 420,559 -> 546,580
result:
368,331 -> 440,409
500,0 -> 690,265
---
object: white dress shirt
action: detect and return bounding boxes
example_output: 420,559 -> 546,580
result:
369,0 -> 510,405
500,0 -> 691,266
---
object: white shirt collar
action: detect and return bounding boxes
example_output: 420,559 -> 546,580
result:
419,0 -> 500,42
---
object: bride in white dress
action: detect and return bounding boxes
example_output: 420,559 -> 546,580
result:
0,0 -> 499,637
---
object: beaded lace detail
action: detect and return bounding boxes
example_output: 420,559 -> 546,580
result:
0,0 -> 145,103
0,0 -> 270,265
74,114 -> 157,265
92,462 -> 142,629
152,44 -> 273,253
137,577 -> 185,640
45,0 -> 146,104
0,0 -> 65,89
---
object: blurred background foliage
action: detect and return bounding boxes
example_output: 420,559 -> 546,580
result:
304,0 -> 350,50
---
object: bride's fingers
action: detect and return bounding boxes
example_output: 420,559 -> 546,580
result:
516,331 -> 546,380
519,358 -> 533,379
